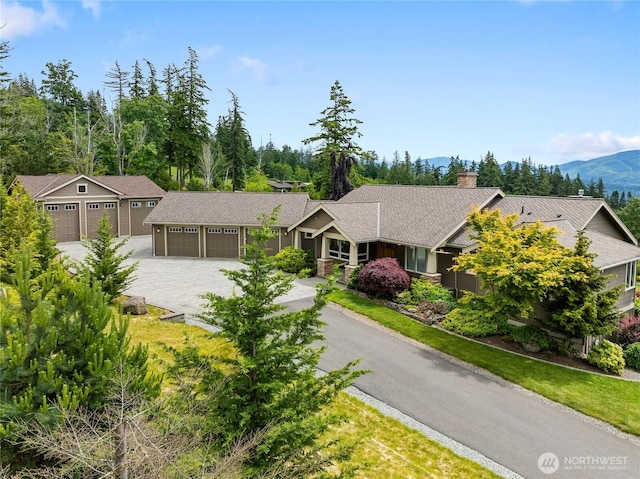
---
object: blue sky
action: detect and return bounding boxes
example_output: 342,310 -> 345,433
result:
1,0 -> 639,165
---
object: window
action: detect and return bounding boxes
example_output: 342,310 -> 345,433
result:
168,227 -> 182,233
208,227 -> 222,234
64,204 -> 76,211
131,202 -> 142,208
104,202 -> 115,209
47,205 -> 59,212
224,228 -> 238,234
184,227 -> 198,233
406,246 -> 427,273
304,232 -> 314,239
357,243 -> 369,262
329,238 -> 350,261
88,203 -> 99,210
146,201 -> 156,207
626,261 -> 637,290
77,184 -> 87,194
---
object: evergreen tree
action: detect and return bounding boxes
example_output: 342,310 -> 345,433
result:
217,90 -> 250,191
80,215 -> 138,302
195,209 -> 363,476
442,155 -> 466,185
0,248 -> 159,468
618,197 -> 640,240
477,151 -> 502,188
304,80 -> 365,199
0,182 -> 39,281
543,231 -> 621,341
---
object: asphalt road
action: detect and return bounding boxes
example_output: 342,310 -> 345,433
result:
59,237 -> 640,479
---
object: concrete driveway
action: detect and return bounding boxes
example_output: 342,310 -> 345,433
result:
58,235 -> 321,320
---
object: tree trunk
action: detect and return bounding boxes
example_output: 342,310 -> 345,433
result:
114,422 -> 128,479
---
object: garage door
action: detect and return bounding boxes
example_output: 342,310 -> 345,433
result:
166,227 -> 200,257
205,227 -> 239,258
86,202 -> 118,239
246,229 -> 281,256
47,204 -> 80,242
130,200 -> 156,236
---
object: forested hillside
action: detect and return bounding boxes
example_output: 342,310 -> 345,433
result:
0,39 -> 633,208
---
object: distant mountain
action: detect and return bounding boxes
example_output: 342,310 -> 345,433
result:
422,151 -> 640,196
555,150 -> 640,197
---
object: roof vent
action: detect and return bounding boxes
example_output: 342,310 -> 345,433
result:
578,189 -> 584,197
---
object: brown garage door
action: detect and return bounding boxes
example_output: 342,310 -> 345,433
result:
166,227 -> 200,257
86,202 -> 118,239
47,204 -> 80,242
130,200 -> 156,236
205,227 -> 239,258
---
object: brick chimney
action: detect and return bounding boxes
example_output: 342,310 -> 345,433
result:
457,171 -> 478,188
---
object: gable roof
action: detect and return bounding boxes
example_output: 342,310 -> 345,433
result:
143,191 -> 310,227
336,184 -> 504,248
295,202 -> 381,243
493,195 -> 636,244
15,174 -> 165,199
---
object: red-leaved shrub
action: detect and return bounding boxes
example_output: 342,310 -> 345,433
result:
357,257 -> 411,299
617,314 -> 640,348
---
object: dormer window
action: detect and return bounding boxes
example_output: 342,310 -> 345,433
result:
77,184 -> 87,194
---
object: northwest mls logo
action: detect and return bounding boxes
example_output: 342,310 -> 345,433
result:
538,452 -> 560,474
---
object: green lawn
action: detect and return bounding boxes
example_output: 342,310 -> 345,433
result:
328,290 -> 640,436
127,312 -> 500,479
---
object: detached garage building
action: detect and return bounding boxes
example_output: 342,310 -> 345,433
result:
15,174 -> 165,242
144,191 -> 310,258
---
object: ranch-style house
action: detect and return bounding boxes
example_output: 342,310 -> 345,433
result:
145,172 -> 639,319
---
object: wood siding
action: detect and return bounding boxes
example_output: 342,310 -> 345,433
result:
585,210 -> 627,241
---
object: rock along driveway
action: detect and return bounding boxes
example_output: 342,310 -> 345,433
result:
59,236 -> 640,479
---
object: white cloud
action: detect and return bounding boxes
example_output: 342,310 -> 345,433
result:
548,131 -> 640,160
0,0 -> 66,40
197,45 -> 222,60
81,0 -> 101,19
233,55 -> 270,84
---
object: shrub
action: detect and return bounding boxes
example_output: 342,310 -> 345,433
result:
274,246 -> 316,275
624,343 -> 640,371
509,325 -> 555,351
347,264 -> 363,290
587,339 -> 625,375
441,307 -> 500,337
396,278 -> 457,309
418,300 -> 451,317
441,293 -> 509,337
617,314 -> 640,348
356,257 -> 410,299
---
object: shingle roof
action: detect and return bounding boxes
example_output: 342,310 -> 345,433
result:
520,218 -> 640,269
15,174 -> 165,198
143,191 -> 310,227
494,195 -> 607,230
317,202 -> 381,242
337,184 -> 504,247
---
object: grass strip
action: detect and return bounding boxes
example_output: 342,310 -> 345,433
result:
328,289 -> 640,437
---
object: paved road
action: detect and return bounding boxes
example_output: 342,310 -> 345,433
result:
59,237 -> 640,479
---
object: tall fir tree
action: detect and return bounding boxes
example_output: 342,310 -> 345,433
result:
304,80 -> 365,199
194,208 -> 363,476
